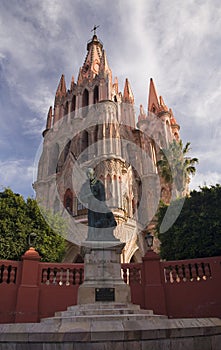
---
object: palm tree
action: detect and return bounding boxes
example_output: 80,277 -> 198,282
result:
157,140 -> 198,195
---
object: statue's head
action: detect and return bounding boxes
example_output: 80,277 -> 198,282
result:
86,168 -> 95,180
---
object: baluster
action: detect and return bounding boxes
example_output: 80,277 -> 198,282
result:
63,269 -> 67,285
49,269 -> 54,285
69,269 -> 74,285
177,265 -> 183,282
54,268 -> 59,285
197,264 -> 204,281
171,266 -> 177,283
59,269 -> 63,285
184,265 -> 190,282
2,266 -> 8,283
42,269 -> 48,284
204,263 -> 211,279
10,267 -> 16,283
164,267 -> 170,283
66,269 -> 70,286
191,264 -> 197,281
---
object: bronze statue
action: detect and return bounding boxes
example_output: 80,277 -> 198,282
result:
79,168 -> 117,241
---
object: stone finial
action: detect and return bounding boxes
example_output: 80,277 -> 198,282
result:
70,75 -> 75,90
55,74 -> 67,98
123,78 -> 134,104
46,106 -> 52,129
22,247 -> 41,261
148,78 -> 159,113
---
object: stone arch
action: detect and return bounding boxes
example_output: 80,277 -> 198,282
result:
71,95 -> 76,114
93,85 -> 99,104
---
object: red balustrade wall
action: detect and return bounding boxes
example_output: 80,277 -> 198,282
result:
161,256 -> 221,318
0,249 -> 221,323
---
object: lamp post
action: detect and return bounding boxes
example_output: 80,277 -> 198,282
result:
28,232 -> 37,247
145,232 -> 153,251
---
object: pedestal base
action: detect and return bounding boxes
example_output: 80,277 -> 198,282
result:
77,241 -> 131,304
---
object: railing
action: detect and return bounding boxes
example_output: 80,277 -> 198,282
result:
0,253 -> 221,323
163,261 -> 212,283
40,263 -> 84,286
0,260 -> 20,284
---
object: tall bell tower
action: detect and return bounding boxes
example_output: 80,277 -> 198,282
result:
34,31 -> 182,263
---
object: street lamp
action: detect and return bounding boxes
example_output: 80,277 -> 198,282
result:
28,232 -> 37,247
145,232 -> 154,251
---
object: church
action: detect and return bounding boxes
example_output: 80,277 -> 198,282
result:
34,30 -> 182,263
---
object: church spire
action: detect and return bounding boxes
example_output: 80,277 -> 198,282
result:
55,74 -> 67,98
123,78 -> 134,104
148,78 -> 159,113
81,32 -> 103,80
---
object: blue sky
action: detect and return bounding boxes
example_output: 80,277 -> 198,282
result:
0,0 -> 221,198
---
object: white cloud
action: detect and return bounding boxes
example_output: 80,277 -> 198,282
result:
0,0 -> 221,197
190,171 -> 221,191
0,160 -> 35,197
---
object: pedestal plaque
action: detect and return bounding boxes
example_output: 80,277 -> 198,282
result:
95,288 -> 115,302
77,240 -> 131,304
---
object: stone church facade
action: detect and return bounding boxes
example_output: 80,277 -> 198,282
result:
34,32 -> 182,263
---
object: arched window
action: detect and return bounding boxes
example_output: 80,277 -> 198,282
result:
82,89 -> 89,117
93,86 -> 99,104
71,95 -> 76,113
64,101 -> 69,117
64,189 -> 73,214
82,89 -> 89,107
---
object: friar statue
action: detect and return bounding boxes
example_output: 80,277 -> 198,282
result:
79,168 -> 117,241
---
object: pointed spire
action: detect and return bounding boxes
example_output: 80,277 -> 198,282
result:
148,78 -> 159,113
77,68 -> 83,85
46,106 -> 53,129
138,104 -> 147,122
123,78 -> 134,104
70,75 -> 75,90
99,49 -> 111,75
113,77 -> 119,94
55,74 -> 67,98
159,95 -> 168,111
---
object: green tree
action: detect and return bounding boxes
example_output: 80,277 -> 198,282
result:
0,188 -> 66,261
157,140 -> 198,194
156,185 -> 221,260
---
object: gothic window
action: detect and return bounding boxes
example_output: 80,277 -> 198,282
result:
64,101 -> 69,117
71,95 -> 76,113
64,189 -> 73,214
93,85 -> 99,104
82,89 -> 89,105
82,89 -> 89,117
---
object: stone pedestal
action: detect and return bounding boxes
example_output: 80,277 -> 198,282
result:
77,240 -> 131,304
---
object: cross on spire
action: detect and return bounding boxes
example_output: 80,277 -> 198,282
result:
91,25 -> 100,36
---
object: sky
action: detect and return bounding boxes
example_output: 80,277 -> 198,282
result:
0,0 -> 221,198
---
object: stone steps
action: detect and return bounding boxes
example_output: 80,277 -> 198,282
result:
41,302 -> 167,324
41,313 -> 167,324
